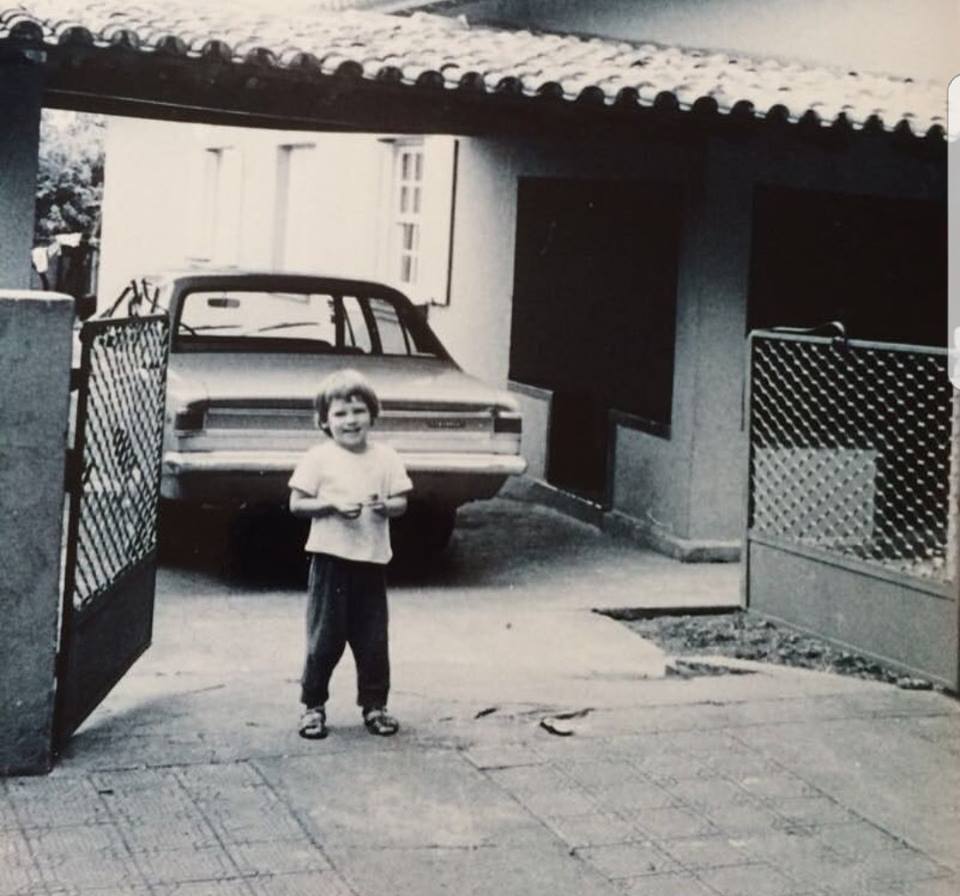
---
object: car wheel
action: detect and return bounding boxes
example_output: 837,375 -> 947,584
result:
156,498 -> 189,561
390,503 -> 457,565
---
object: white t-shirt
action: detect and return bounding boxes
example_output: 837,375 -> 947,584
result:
289,439 -> 413,564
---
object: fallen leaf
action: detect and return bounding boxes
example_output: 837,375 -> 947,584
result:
551,707 -> 593,720
540,717 -> 574,736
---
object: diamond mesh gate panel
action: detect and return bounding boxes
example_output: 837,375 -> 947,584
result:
69,316 -> 169,609
748,334 -> 956,584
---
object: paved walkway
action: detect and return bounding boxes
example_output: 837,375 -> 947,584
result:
2,499 -> 958,896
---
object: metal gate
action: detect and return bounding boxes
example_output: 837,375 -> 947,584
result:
743,330 -> 959,690
55,314 -> 169,744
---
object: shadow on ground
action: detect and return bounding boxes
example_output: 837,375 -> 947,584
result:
158,503 -> 310,588
157,498 -> 616,592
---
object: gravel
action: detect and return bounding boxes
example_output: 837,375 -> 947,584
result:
600,609 -> 937,690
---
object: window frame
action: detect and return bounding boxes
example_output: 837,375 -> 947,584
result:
391,140 -> 425,290
191,145 -> 243,265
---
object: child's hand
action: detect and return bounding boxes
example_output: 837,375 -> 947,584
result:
333,501 -> 362,519
370,495 -> 407,518
369,498 -> 388,517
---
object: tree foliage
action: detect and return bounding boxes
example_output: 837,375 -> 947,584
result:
34,110 -> 106,243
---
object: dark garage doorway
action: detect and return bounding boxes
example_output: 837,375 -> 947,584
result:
510,177 -> 682,504
748,187 -> 946,346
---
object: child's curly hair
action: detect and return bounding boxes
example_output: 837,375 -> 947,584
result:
314,368 -> 381,432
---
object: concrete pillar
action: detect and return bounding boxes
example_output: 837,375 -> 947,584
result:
684,141 -> 754,544
0,291 -> 74,775
0,47 -> 44,289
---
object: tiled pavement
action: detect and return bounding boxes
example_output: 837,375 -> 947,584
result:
2,499 -> 958,895
3,690 -> 958,896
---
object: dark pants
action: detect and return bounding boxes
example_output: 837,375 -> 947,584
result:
300,553 -> 390,710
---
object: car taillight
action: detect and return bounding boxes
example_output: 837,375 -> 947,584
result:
174,408 -> 205,432
494,411 -> 522,434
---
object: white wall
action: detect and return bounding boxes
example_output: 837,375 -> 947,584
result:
99,120 -> 461,319
99,119 -> 187,304
452,0 -> 956,82
426,138 -> 518,383
99,120 -> 387,307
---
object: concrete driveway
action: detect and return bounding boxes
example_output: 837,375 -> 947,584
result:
81,496 -> 740,743
5,497 -> 957,896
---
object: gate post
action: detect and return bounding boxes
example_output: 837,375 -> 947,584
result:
0,291 -> 74,775
0,46 -> 43,289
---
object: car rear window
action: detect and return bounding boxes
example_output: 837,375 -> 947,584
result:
174,289 -> 441,358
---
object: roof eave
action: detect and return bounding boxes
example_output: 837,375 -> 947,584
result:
1,36 -> 946,150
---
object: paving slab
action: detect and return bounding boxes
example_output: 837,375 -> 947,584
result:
327,841 -> 621,896
3,498 -> 958,896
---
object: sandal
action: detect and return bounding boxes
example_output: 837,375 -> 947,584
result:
363,707 -> 399,736
298,706 -> 328,740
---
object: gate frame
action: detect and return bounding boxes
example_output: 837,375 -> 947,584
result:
54,313 -> 169,747
742,329 -> 959,691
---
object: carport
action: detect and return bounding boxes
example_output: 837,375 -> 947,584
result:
0,1 -> 724,776
0,2 -> 947,773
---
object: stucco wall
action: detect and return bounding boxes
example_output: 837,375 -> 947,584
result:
0,292 -> 73,774
430,132 -> 703,540
101,119 -> 204,303
99,120 -> 386,307
508,382 -> 551,480
426,138 -> 519,382
0,56 -> 42,290
451,0 -> 955,83
684,130 -> 945,544
434,125 -> 944,548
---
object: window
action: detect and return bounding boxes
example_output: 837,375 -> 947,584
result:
194,146 -> 242,264
392,142 -> 424,288
341,295 -> 373,354
379,137 -> 457,306
179,291 -> 337,344
273,144 -> 317,270
370,297 -> 414,355
173,287 -> 442,358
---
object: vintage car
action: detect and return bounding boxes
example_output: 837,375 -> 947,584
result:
108,271 -> 526,550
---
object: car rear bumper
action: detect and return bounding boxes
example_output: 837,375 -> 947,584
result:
161,450 -> 527,507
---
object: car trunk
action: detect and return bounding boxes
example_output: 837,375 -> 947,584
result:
169,352 -> 516,456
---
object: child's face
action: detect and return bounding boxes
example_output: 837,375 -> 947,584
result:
325,395 -> 372,451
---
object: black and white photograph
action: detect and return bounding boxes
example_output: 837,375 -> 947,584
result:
0,1 -> 956,894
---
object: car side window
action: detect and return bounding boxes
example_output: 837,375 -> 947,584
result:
366,296 -> 437,357
368,297 -> 411,355
340,295 -> 373,353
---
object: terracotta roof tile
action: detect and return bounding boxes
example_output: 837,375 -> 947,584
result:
1,0 -> 945,136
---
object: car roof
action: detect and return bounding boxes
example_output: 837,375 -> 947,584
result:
147,268 -> 403,292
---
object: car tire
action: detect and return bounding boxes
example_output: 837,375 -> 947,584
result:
390,503 -> 457,565
156,498 -> 189,561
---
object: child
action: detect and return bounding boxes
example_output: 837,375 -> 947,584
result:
289,369 -> 412,739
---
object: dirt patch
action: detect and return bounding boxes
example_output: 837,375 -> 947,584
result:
599,609 -> 937,690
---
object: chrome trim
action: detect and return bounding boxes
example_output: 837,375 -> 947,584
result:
164,450 -> 527,476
